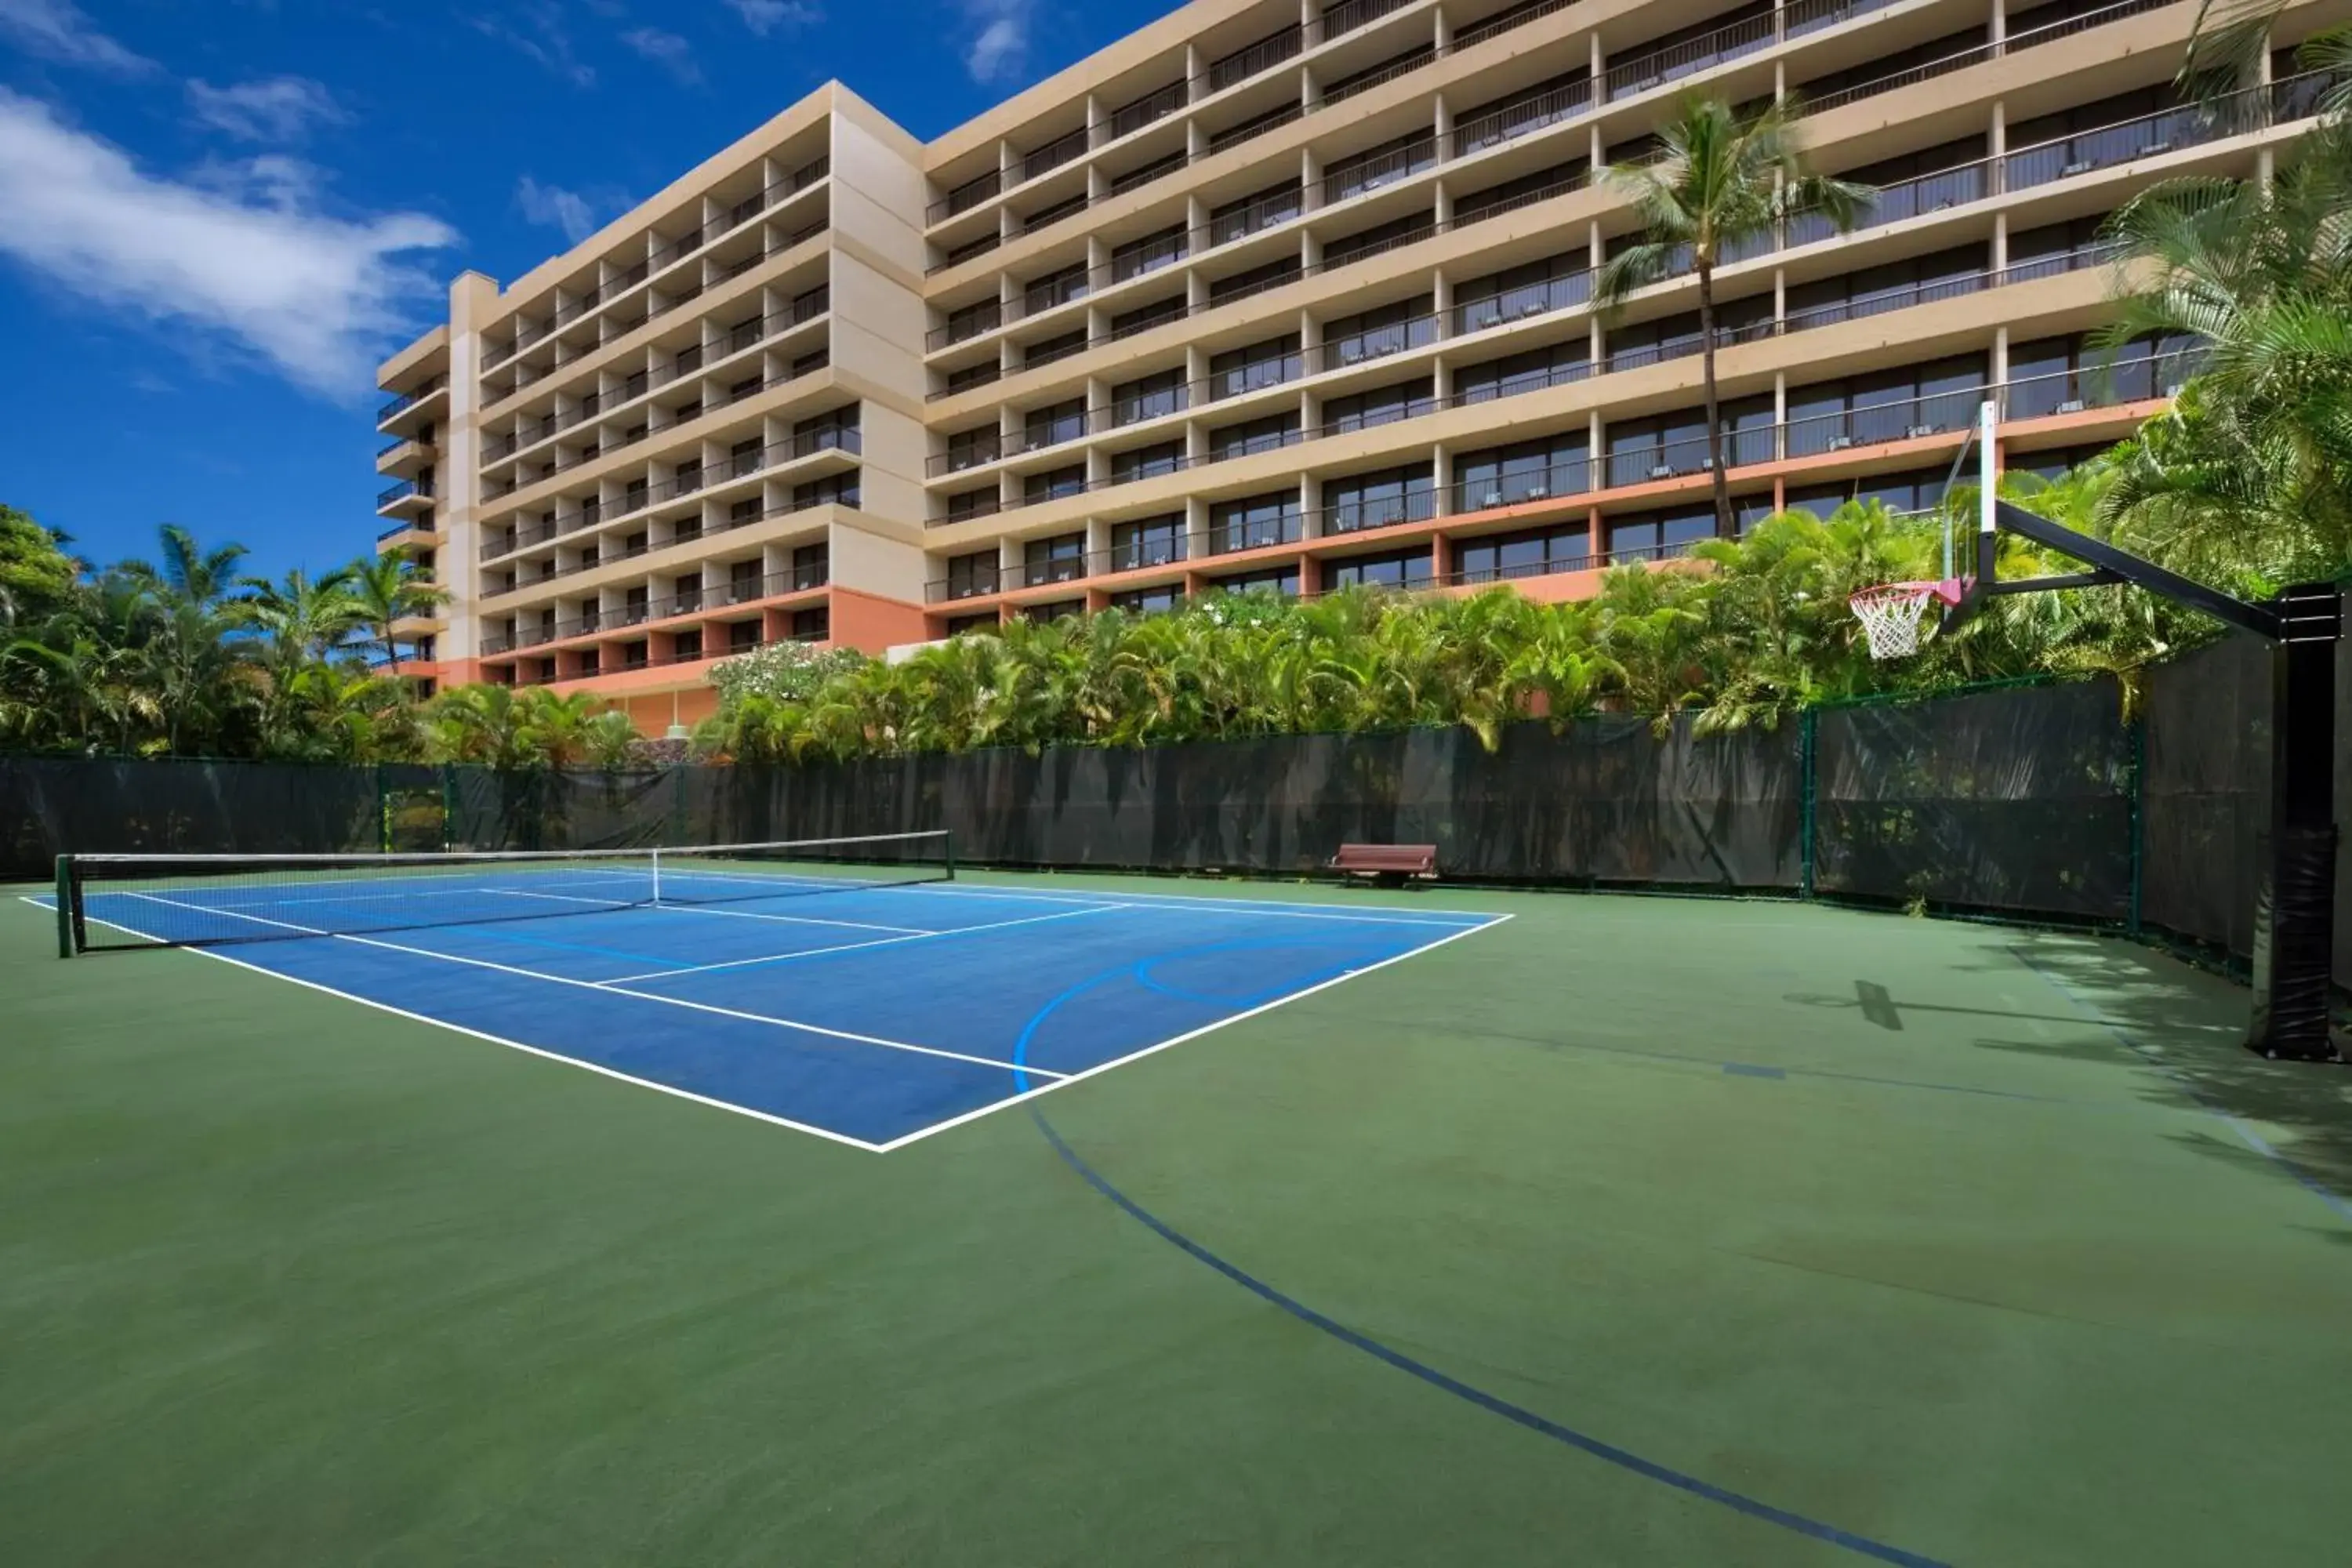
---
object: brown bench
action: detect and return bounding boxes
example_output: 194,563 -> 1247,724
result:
1330,843 -> 1439,884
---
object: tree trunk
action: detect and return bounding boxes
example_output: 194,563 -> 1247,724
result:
1696,260 -> 1734,539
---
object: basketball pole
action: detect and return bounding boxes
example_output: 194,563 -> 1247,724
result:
1940,477 -> 2343,1059
1975,399 -> 1997,589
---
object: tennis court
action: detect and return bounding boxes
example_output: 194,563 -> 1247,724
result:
6,855 -> 2352,1566
34,834 -> 1505,1149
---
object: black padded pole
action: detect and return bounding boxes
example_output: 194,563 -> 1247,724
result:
2247,583 -> 2343,1060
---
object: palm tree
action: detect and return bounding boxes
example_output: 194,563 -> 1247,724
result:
241,565 -> 361,672
1594,96 -> 1871,539
140,524 -> 249,608
427,684 -> 540,771
2086,114 -> 2352,586
347,549 -> 448,671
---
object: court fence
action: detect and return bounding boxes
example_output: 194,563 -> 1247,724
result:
0,646 -> 2322,979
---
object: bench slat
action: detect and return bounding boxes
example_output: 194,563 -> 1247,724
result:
1330,843 -> 1438,877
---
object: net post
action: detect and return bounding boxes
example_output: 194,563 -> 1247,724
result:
943,829 -> 956,883
53,855 -> 74,959
652,847 -> 663,906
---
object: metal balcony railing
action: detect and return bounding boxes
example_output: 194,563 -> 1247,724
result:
377,374 -> 447,427
376,478 -> 434,509
482,294 -> 828,464
1316,488 -> 1439,536
481,165 -> 829,371
477,427 -> 858,566
1098,535 -> 1189,575
926,563 -> 1003,603
478,360 -> 839,506
1207,514 -> 1305,555
922,0 -> 2217,372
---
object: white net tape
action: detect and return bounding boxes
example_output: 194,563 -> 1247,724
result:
1849,583 -> 1941,661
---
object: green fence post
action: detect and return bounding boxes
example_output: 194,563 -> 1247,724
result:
54,855 -> 73,959
1798,706 -> 1818,900
2127,711 -> 2146,937
375,763 -> 390,854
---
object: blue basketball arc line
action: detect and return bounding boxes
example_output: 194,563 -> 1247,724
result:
1032,1112 -> 1953,1567
1018,933 -> 1954,1567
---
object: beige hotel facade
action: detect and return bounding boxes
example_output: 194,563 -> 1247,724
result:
371,0 -> 2348,731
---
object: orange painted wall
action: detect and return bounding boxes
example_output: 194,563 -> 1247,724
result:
832,586 -> 928,653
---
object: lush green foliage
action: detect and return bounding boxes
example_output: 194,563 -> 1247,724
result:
0,518 -> 630,768
694,483 -> 2220,763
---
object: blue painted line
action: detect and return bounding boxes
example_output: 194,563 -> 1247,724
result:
1010,969 -> 1129,1093
1724,1062 -> 1788,1080
1014,931 -> 1439,1089
2008,945 -> 2352,1225
1032,1110 -> 1953,1567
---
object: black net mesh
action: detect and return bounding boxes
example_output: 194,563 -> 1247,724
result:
1,757 -> 380,879
703,717 -> 1799,888
1813,680 -> 2136,920
2141,633 -> 2270,962
0,633 -> 2331,978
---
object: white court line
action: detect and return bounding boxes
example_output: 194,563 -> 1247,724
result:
485,884 -> 937,935
120,892 -> 1064,1081
28,892 -> 1508,1152
873,913 -> 1516,1151
25,897 -> 891,1152
607,902 -> 1130,984
894,881 -> 1499,927
639,902 -> 939,937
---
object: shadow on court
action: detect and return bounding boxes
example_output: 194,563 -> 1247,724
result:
2005,933 -> 2352,1202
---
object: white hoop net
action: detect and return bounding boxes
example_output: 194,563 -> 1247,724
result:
1849,582 -> 1951,661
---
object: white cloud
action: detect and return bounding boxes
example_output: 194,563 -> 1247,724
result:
468,3 -> 594,88
0,91 -> 456,397
186,77 -> 349,143
0,0 -> 156,73
960,0 -> 1033,85
621,26 -> 699,84
724,0 -> 819,34
516,174 -> 610,243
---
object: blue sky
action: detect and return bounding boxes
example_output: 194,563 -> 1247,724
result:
0,0 -> 1169,581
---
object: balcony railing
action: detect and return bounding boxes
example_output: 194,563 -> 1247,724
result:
923,0 -> 2223,376
926,564 -> 1003,603
524,568 -> 829,646
483,293 -> 828,463
1099,535 -> 1189,575
1207,514 -> 1305,555
1316,488 -> 1439,536
478,358 -> 838,506
926,236 -> 2146,524
377,520 -> 427,542
477,427 -> 858,565
920,0 -> 1577,239
1808,0 -> 2176,115
482,162 -> 829,372
376,478 -> 434,509
376,374 -> 447,427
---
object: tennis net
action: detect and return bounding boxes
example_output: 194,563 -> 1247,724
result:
54,829 -> 955,953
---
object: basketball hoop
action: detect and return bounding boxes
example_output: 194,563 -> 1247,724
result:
1849,579 -> 1964,661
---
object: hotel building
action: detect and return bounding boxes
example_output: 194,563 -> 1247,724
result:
371,0 -> 2345,729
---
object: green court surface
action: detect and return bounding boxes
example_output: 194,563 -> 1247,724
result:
5,875 -> 2350,1566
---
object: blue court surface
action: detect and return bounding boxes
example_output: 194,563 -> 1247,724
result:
40,878 -> 1507,1150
